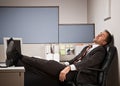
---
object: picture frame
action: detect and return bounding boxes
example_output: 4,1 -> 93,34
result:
104,0 -> 111,21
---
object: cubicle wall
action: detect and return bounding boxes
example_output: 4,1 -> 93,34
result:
59,24 -> 95,43
0,6 -> 59,44
0,6 -> 94,44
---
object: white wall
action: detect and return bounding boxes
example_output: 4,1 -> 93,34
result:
0,0 -> 87,62
88,0 -> 120,85
0,0 -> 87,24
59,0 -> 87,24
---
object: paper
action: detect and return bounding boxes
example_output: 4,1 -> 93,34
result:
60,49 -> 66,55
53,53 -> 60,62
46,53 -> 54,60
45,45 -> 51,54
54,45 -> 59,53
60,44 -> 65,49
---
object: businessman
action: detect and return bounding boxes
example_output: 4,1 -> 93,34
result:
6,30 -> 112,85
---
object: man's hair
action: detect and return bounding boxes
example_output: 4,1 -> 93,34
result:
105,30 -> 112,45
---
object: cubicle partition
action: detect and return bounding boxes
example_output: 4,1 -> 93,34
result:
0,6 -> 94,44
59,24 -> 95,43
0,6 -> 59,44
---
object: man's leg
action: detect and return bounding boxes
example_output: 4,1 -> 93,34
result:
24,61 -> 61,86
6,38 -> 77,82
21,56 -> 78,82
21,56 -> 66,78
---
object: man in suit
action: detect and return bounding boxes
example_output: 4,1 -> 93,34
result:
6,30 -> 112,85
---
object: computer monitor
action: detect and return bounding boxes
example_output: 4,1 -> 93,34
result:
3,37 -> 22,61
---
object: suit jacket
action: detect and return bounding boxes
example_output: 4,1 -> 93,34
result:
68,45 -> 106,84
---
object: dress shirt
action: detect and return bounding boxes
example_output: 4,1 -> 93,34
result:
64,62 -> 76,71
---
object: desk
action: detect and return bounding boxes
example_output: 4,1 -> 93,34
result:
0,66 -> 25,86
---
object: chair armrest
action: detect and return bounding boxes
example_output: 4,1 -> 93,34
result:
87,68 -> 104,72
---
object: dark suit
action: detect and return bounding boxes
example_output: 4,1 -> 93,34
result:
69,46 -> 106,84
21,45 -> 106,85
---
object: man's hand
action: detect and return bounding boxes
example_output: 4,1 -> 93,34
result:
59,66 -> 71,82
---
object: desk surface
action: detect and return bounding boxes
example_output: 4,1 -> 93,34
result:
0,63 -> 25,72
0,66 -> 25,72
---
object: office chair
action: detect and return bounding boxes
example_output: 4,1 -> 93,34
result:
66,45 -> 117,86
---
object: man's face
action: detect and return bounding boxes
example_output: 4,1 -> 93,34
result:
93,31 -> 108,45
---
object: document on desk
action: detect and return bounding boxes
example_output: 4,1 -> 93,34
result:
59,44 -> 66,55
53,53 -> 60,62
45,53 -> 60,62
45,45 -> 51,54
0,62 -> 7,68
46,53 -> 54,60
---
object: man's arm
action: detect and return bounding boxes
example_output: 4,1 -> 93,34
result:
59,66 -> 71,82
59,46 -> 92,81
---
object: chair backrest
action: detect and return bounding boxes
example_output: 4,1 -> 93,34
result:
98,45 -> 116,86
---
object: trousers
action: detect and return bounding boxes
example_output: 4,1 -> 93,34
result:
21,56 -> 77,82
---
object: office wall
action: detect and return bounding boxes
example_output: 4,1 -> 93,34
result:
0,0 -> 87,62
0,0 -> 87,24
59,0 -> 87,24
88,0 -> 120,85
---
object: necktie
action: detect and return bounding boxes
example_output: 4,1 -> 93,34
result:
74,45 -> 92,63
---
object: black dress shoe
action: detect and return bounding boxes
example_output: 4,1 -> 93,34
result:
6,58 -> 14,67
5,38 -> 21,67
